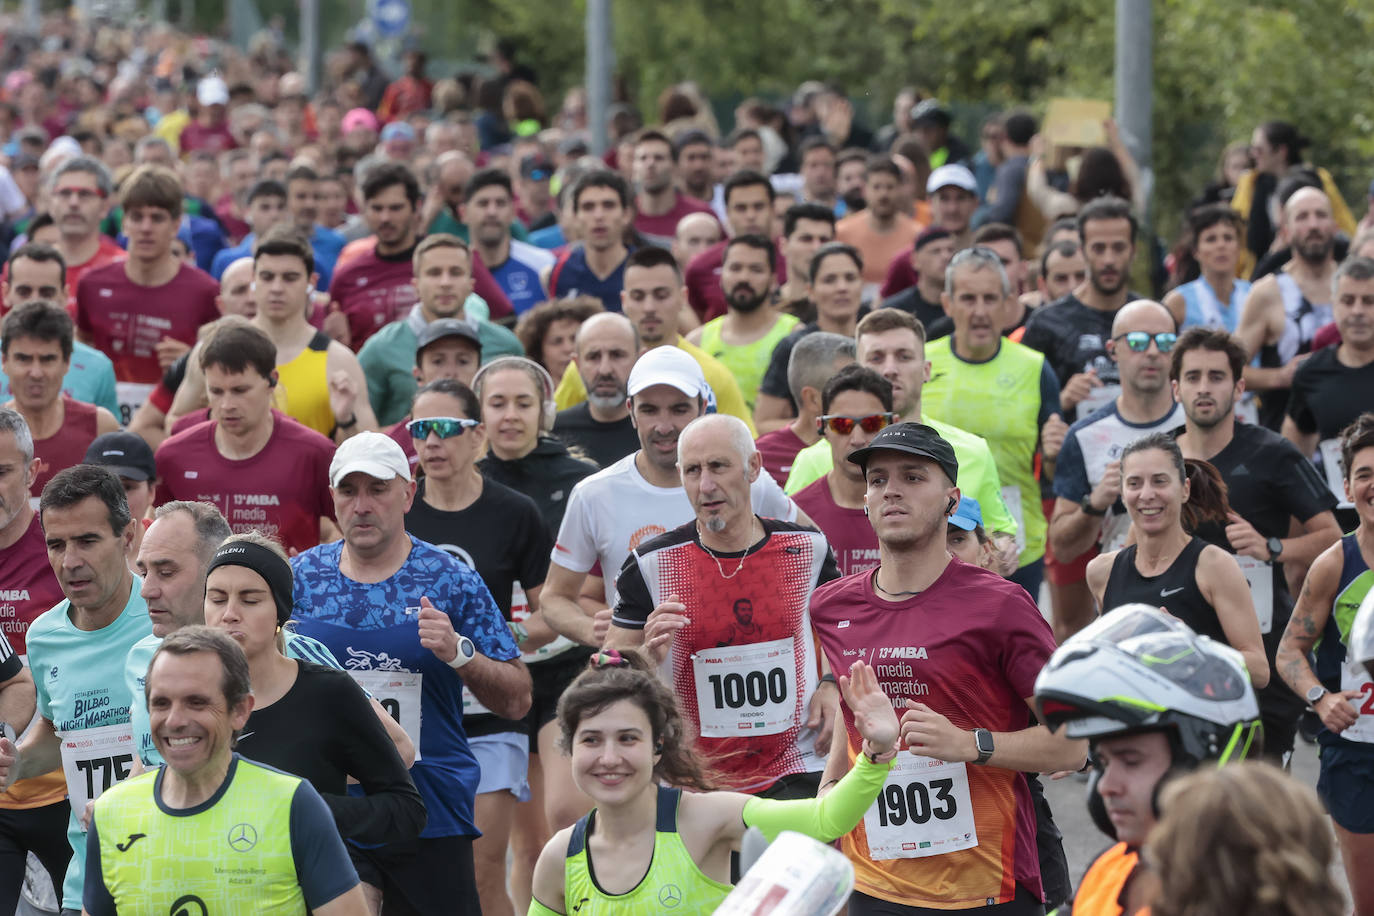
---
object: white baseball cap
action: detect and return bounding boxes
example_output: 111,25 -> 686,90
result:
196,76 -> 229,108
927,163 -> 978,195
329,431 -> 413,487
627,346 -> 708,399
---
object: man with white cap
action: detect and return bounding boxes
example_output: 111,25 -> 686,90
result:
290,431 -> 529,916
542,345 -> 801,648
179,76 -> 236,155
928,162 -> 980,252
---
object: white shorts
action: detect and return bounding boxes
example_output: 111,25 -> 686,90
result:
470,731 -> 532,802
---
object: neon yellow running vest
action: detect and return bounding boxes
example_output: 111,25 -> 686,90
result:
699,314 -> 799,412
94,756 -> 308,914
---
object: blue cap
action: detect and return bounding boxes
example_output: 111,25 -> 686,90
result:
948,496 -> 983,531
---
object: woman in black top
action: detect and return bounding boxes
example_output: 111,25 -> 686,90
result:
1086,432 -> 1270,687
202,532 -> 427,849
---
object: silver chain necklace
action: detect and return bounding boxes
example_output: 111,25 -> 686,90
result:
697,521 -> 757,580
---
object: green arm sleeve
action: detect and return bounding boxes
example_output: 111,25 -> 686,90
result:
528,897 -> 564,916
741,752 -> 892,843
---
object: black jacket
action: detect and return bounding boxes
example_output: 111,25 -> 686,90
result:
479,435 -> 597,534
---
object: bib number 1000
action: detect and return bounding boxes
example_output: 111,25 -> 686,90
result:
873,778 -> 958,827
707,668 -> 787,709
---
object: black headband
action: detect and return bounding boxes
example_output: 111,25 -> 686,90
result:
205,541 -> 295,626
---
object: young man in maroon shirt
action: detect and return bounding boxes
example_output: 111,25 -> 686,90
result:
74,165 -> 219,420
630,129 -> 719,248
154,322 -> 338,554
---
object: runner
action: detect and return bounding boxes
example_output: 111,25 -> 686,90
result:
44,157 -> 125,318
1032,604 -> 1263,916
753,331 -> 855,487
290,431 -> 530,916
153,322 -> 338,554
82,626 -> 370,915
549,171 -> 635,313
1172,326 -> 1340,765
1086,433 -> 1269,686
1276,412 -> 1374,916
3,466 -> 153,914
383,318 -> 484,471
808,422 -> 1085,913
551,313 -> 641,469
528,648 -> 899,915
608,413 -> 841,800
202,533 -> 425,845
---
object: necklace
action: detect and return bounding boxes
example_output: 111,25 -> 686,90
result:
873,566 -> 923,598
697,521 -> 757,580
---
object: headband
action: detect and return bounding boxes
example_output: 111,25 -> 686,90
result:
205,541 -> 295,626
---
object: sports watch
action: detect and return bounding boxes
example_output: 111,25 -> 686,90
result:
972,728 -> 995,764
448,635 -> 477,670
1306,684 -> 1329,706
1266,536 -> 1284,563
1079,494 -> 1107,517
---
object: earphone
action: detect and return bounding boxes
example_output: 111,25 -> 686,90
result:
472,356 -> 558,433
946,497 -> 957,515
306,284 -> 315,296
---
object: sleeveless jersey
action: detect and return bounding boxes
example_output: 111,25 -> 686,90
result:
563,785 -> 732,914
93,756 -> 305,914
1177,276 -> 1251,333
698,313 -> 799,411
31,397 -> 98,497
1315,534 -> 1374,750
1267,272 -> 1331,367
275,330 -> 334,437
1103,538 -> 1225,644
922,337 -> 1048,566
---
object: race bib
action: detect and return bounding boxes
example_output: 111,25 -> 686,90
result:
1077,383 -> 1120,417
1318,438 -> 1353,509
691,638 -> 799,738
59,722 -> 135,828
461,684 -> 493,718
115,381 -> 156,426
1234,396 -> 1259,426
1339,657 -> 1374,744
863,754 -> 978,860
1235,555 -> 1274,634
350,670 -> 423,761
513,581 -> 576,663
1000,486 -> 1026,554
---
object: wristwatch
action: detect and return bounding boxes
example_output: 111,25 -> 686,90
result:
1307,684 -> 1329,706
1266,536 -> 1284,563
972,728 -> 995,764
448,635 -> 477,670
1079,494 -> 1107,517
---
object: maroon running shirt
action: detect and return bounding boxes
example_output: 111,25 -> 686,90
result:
791,477 -> 880,576
75,261 -> 220,383
0,513 -> 65,655
30,398 -> 98,498
153,415 -> 337,555
754,426 -> 809,488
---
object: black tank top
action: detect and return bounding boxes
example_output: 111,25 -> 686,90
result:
1102,537 -> 1228,644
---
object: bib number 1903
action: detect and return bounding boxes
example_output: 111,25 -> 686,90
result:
873,777 -> 958,827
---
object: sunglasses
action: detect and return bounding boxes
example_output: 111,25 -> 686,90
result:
818,413 -> 896,435
1114,331 -> 1178,353
407,417 -> 480,440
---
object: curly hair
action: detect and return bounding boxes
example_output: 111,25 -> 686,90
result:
1147,762 -> 1343,916
514,296 -> 604,373
556,649 -> 714,792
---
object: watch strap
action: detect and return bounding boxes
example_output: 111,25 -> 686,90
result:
973,727 -> 994,764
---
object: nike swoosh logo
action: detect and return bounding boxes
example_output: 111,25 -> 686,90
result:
116,833 -> 146,852
237,732 -> 255,741
1160,587 -> 1185,597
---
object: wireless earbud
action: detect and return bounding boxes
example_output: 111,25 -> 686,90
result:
862,504 -> 869,517
306,284 -> 315,296
946,497 -> 957,515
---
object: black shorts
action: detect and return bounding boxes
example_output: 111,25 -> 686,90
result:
526,648 -> 592,750
849,884 -> 1044,915
1317,742 -> 1374,834
351,835 -> 479,916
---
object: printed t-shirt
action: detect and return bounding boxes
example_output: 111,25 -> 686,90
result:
552,452 -> 796,608
27,579 -> 152,911
489,240 -> 555,315
613,519 -> 838,790
290,537 -> 521,837
153,416 -> 336,555
550,245 -> 630,313
809,560 -> 1056,908
791,477 -> 879,576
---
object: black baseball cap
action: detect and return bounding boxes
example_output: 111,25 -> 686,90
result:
84,432 -> 157,481
416,318 -> 482,357
847,422 -> 958,484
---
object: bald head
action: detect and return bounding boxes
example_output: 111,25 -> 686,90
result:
576,311 -> 638,354
1111,299 -> 1175,337
677,413 -> 757,468
576,312 -> 638,412
673,211 -> 723,271
1284,185 -> 1331,222
1285,186 -> 1337,264
217,258 -> 256,318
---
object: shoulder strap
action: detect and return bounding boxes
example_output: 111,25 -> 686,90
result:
549,249 -> 573,296
656,785 -> 681,832
308,330 -> 331,352
567,808 -> 593,857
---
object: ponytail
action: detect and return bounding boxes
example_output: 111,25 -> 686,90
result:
1181,458 -> 1230,534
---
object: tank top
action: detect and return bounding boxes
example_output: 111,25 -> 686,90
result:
31,397 -> 97,497
1267,272 -> 1332,367
275,330 -> 335,437
1177,276 -> 1252,334
1103,537 -> 1226,644
698,313 -> 799,411
1310,534 -> 1374,752
563,785 -> 733,914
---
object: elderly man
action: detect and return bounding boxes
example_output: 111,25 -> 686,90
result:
289,431 -> 529,916
83,626 -> 369,915
608,414 -> 840,800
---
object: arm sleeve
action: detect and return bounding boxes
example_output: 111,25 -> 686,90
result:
1037,360 -> 1062,428
289,780 -> 363,910
1052,430 -> 1090,502
741,753 -> 892,842
471,252 -> 514,319
82,817 -> 117,916
316,672 -> 427,845
610,553 -> 653,630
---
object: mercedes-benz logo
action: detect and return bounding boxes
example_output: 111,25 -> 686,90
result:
170,894 -> 208,916
658,884 -> 683,907
227,823 -> 258,852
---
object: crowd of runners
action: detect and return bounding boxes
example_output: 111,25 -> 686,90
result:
0,9 -> 1366,916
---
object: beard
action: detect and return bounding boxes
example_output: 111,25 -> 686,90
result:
1294,232 -> 1334,264
727,285 -> 770,314
703,515 -> 727,533
587,378 -> 627,411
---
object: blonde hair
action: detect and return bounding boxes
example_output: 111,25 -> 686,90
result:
1147,762 -> 1343,916
217,531 -> 291,654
